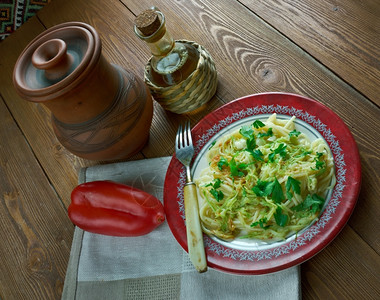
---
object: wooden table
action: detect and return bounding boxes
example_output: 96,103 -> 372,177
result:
0,0 -> 379,299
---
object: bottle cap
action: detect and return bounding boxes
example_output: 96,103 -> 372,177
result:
135,9 -> 161,36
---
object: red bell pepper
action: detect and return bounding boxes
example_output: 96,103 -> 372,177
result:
68,180 -> 165,237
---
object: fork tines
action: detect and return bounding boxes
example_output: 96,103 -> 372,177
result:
176,121 -> 192,149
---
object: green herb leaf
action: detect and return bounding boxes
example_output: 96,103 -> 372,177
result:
252,180 -> 273,197
253,120 -> 265,129
293,193 -> 325,213
304,194 -> 325,213
229,158 -> 246,177
252,149 -> 264,161
213,178 -> 222,189
246,137 -> 256,151
252,178 -> 284,203
247,149 -> 264,161
239,126 -> 254,139
210,188 -> 224,202
218,157 -> 229,170
257,128 -> 273,138
285,176 -> 301,199
240,125 -> 256,151
208,140 -> 216,150
274,207 -> 288,227
208,178 -> 224,202
268,143 -> 287,162
300,150 -> 312,157
278,144 -> 287,158
315,160 -> 325,170
272,178 -> 285,203
251,217 -> 271,229
229,158 -> 238,176
242,187 -> 247,197
289,129 -> 301,137
312,152 -> 326,172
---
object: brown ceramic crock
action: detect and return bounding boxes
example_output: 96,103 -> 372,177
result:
13,22 -> 153,161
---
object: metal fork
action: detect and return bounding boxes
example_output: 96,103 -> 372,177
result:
175,121 -> 207,273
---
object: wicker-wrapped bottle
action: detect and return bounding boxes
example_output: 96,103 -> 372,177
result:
134,8 -> 218,114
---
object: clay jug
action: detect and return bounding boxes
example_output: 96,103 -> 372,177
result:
13,22 -> 153,161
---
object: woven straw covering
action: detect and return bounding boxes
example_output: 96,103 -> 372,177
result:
144,40 -> 218,114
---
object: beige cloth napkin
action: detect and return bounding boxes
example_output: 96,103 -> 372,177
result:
62,157 -> 300,300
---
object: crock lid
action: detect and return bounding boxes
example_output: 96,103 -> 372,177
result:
13,22 -> 101,102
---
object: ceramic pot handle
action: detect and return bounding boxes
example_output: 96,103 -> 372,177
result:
32,38 -> 73,81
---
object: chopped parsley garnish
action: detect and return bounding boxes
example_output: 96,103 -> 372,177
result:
239,126 -> 254,139
242,187 -> 247,197
252,179 -> 274,197
315,160 -> 325,170
289,129 -> 301,137
253,120 -> 265,129
252,178 -> 284,203
201,115 -> 334,241
208,140 -> 216,150
210,189 -> 224,202
217,157 -> 247,177
285,176 -> 301,200
212,178 -> 222,189
293,193 -> 325,213
251,217 -> 271,229
312,152 -> 326,173
271,178 -> 285,203
299,150 -> 312,157
247,149 -> 264,162
268,143 -> 287,162
218,157 -> 229,170
274,207 -> 288,227
257,128 -> 273,138
229,158 -> 247,177
246,136 -> 256,151
207,178 -> 224,202
240,125 -> 256,151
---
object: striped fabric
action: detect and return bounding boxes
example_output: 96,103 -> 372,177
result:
0,0 -> 51,41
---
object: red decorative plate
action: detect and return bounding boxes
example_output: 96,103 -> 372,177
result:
164,93 -> 361,275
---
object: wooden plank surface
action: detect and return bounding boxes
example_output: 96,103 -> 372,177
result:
0,17 -> 73,300
241,0 -> 380,105
0,98 -> 73,299
0,0 -> 379,299
301,225 -> 380,299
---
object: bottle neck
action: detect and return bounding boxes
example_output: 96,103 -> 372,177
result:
146,29 -> 175,57
134,10 -> 174,57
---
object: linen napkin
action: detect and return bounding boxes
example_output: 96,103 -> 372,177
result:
62,157 -> 300,300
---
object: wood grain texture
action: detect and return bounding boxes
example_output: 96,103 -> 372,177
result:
301,225 -> 380,299
0,20 -> 73,299
0,97 -> 73,299
240,0 -> 380,105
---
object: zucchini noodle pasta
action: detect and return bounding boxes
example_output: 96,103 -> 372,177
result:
195,114 -> 336,241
